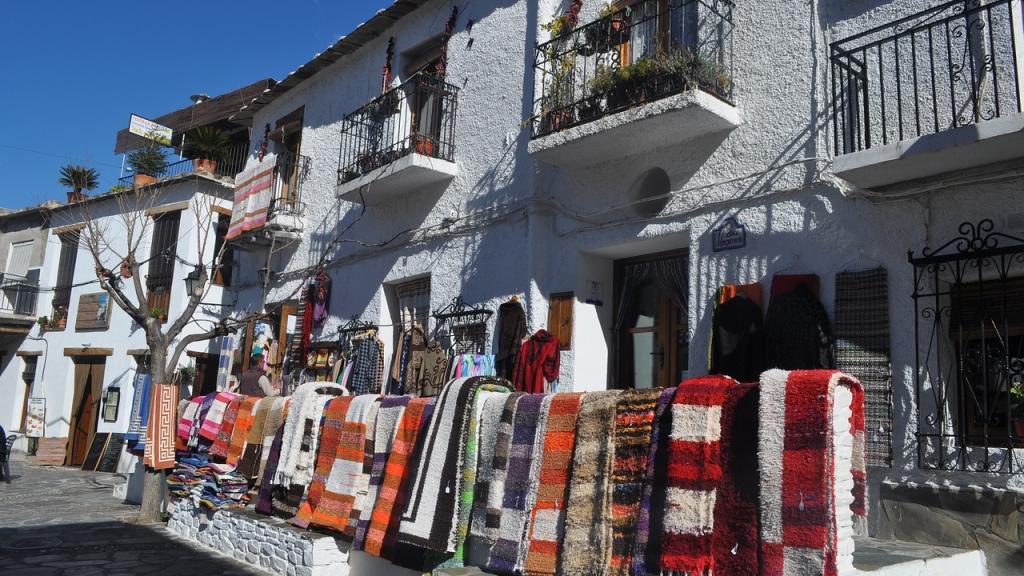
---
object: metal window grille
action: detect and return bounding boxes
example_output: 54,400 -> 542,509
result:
146,211 -> 181,312
910,219 -> 1024,473
52,232 -> 80,311
395,278 -> 431,331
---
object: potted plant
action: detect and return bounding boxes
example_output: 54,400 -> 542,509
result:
540,59 -> 576,133
149,306 -> 168,324
182,126 -> 229,174
127,141 -> 167,187
1011,382 -> 1024,439
413,134 -> 436,156
58,164 -> 99,203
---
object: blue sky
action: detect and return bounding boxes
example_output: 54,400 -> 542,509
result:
0,0 -> 393,210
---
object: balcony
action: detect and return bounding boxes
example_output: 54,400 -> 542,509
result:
227,151 -> 311,245
831,0 -> 1024,190
0,272 -> 39,331
117,141 -> 250,189
527,0 -> 740,169
336,73 -> 459,205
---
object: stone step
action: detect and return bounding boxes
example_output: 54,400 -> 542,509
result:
853,536 -> 988,575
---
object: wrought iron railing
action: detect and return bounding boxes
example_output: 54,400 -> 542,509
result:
531,0 -> 734,138
337,73 -> 459,185
831,0 -> 1024,155
269,151 -> 311,217
910,219 -> 1024,473
118,141 -> 250,188
0,272 -> 39,317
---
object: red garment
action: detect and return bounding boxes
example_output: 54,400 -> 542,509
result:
512,330 -> 561,393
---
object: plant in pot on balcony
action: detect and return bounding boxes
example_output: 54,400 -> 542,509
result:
127,141 -> 167,187
540,59 -> 576,133
58,164 -> 99,203
1010,381 -> 1024,439
182,126 -> 229,174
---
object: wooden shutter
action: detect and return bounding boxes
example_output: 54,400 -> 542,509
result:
53,232 -> 80,311
146,211 -> 181,320
547,292 -> 574,351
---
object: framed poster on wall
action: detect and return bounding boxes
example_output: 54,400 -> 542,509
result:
25,398 -> 45,438
76,293 -> 112,331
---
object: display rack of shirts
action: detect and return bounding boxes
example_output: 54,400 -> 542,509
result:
347,329 -> 386,395
388,324 -> 427,396
337,316 -> 378,352
432,296 -> 494,356
765,275 -> 835,370
709,283 -> 766,382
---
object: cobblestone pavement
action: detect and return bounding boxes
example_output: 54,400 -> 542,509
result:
0,456 -> 264,575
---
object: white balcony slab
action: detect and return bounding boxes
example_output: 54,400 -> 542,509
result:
337,153 -> 458,205
528,89 -> 742,169
834,113 -> 1024,190
852,536 -> 988,575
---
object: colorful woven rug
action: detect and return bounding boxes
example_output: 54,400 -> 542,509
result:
354,396 -> 410,549
660,376 -> 731,575
210,395 -> 244,459
758,370 -> 865,576
199,391 -> 239,442
486,393 -> 548,574
471,391 -> 523,559
364,397 -> 436,558
255,397 -> 289,485
226,397 -> 259,466
397,377 -> 512,553
608,388 -> 662,576
290,395 -> 354,528
143,383 -> 178,470
523,392 -> 584,576
630,387 -> 674,576
560,389 -> 620,576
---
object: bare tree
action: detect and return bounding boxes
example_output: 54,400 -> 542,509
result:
74,181 -> 246,523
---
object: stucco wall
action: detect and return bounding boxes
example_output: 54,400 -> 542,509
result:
217,0 -> 1024,502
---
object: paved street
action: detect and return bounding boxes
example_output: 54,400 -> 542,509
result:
0,456 -> 263,575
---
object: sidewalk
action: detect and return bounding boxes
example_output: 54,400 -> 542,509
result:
0,454 -> 264,575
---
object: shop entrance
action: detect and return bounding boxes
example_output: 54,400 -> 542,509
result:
68,358 -> 104,466
613,250 -> 689,389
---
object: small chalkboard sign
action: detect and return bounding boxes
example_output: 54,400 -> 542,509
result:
96,433 -> 125,473
81,432 -> 110,471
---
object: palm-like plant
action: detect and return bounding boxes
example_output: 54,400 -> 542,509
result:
182,126 -> 230,162
58,164 -> 100,195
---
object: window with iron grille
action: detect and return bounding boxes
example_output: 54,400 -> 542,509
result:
52,231 -> 80,317
146,211 -> 181,320
911,219 -> 1024,473
393,277 -> 431,331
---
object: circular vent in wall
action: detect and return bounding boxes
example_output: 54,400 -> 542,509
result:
629,167 -> 671,217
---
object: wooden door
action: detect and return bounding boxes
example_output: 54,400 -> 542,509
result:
68,360 -> 104,466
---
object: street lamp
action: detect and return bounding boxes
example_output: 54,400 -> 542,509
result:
184,268 -> 204,298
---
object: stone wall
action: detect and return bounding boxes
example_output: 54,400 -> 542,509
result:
167,500 -> 348,576
875,482 -> 1023,576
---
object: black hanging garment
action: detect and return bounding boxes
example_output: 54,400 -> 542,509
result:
495,300 -> 526,380
764,283 -> 836,370
710,293 -> 766,382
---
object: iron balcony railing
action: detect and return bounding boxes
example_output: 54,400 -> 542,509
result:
831,0 -> 1024,155
531,0 -> 734,139
337,72 -> 459,185
118,141 -> 250,188
269,151 -> 312,217
0,272 -> 39,317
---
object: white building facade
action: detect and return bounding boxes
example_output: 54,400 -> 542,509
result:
216,0 -> 1024,570
0,175 -> 233,469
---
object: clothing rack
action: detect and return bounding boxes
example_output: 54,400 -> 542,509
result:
337,316 -> 378,351
431,296 -> 494,355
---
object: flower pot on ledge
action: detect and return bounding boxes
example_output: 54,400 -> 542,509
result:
414,137 -> 436,157
192,158 -> 218,174
133,173 -> 157,187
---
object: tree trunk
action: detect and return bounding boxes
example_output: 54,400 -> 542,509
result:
136,340 -> 168,525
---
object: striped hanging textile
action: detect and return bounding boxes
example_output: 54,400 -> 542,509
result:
834,267 -> 891,467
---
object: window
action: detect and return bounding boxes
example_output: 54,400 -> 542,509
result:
6,240 -> 33,277
613,251 -> 689,389
950,277 -> 1024,446
212,213 -> 233,286
146,211 -> 181,321
613,0 -> 699,65
52,231 -> 80,328
394,277 -> 431,331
